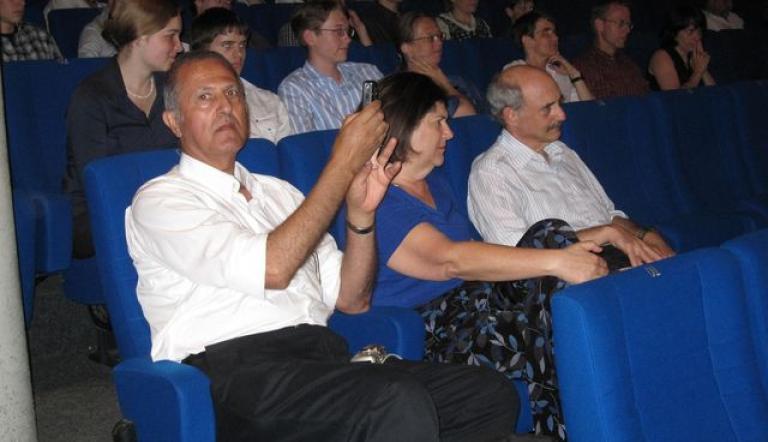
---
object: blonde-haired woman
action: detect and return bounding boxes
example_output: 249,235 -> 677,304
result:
65,0 -> 182,258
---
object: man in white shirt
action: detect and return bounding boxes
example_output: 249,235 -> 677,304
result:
190,7 -> 291,142
278,1 -> 382,134
126,51 -> 524,441
703,0 -> 744,31
468,65 -> 674,268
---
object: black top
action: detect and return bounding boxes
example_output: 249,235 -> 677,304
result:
649,46 -> 695,91
359,3 -> 400,44
64,58 -> 177,245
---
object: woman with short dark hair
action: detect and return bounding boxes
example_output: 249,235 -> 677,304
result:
648,5 -> 716,90
372,71 -> 608,440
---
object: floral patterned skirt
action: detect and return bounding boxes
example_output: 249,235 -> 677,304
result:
416,219 -> 578,441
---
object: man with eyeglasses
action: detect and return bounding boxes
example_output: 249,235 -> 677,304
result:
573,0 -> 649,100
279,1 -> 383,134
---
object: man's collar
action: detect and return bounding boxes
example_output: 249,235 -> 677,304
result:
178,153 -> 243,198
499,130 -> 563,168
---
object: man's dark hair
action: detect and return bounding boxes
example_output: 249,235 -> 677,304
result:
164,51 -> 240,119
591,0 -> 632,30
377,71 -> 448,164
660,5 -> 706,47
512,11 -> 555,47
290,0 -> 345,47
189,7 -> 249,51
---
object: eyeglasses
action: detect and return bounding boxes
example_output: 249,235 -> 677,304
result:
409,32 -> 446,44
317,27 -> 356,39
602,18 -> 634,30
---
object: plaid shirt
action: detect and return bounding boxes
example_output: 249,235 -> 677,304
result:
2,23 -> 63,62
573,46 -> 649,100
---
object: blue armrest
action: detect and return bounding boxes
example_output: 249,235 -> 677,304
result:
28,191 -> 72,272
113,358 -> 215,442
328,306 -> 425,361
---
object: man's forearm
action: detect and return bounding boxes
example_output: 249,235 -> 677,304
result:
265,157 -> 355,289
336,217 -> 376,313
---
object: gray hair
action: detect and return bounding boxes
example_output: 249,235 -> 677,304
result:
486,71 -> 524,123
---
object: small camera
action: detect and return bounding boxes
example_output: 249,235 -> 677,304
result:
361,80 -> 378,107
350,344 -> 401,364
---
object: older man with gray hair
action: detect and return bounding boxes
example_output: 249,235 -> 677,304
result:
468,65 -> 674,270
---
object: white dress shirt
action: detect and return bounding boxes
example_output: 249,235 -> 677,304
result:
703,10 -> 744,31
77,8 -> 116,58
505,59 -> 580,103
242,77 -> 292,143
467,130 -> 626,246
126,154 -> 342,362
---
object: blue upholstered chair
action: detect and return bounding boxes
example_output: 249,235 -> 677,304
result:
561,95 -> 757,251
722,229 -> 768,395
47,8 -> 100,59
84,140 -> 425,440
277,129 -> 349,247
552,249 -> 768,441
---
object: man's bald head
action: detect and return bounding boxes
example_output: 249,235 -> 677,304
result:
487,65 -> 566,151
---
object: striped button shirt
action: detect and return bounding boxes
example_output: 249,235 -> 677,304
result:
467,130 -> 626,246
278,61 -> 383,134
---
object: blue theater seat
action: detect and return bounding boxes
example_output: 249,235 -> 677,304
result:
48,8 -> 100,59
553,249 -> 768,441
722,229 -> 768,394
561,95 -> 756,251
728,80 -> 768,196
442,113 -> 501,218
84,139 -> 425,441
653,87 -> 768,224
276,129 -> 349,247
3,58 -> 108,273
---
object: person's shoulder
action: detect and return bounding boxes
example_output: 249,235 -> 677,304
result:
279,64 -> 312,89
19,22 -> 54,39
341,61 -> 381,75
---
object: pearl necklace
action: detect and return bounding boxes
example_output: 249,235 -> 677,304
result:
126,77 -> 155,100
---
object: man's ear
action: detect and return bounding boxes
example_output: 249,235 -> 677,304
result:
501,106 -> 519,129
163,110 -> 182,139
302,28 -> 316,47
521,34 -> 533,51
593,18 -> 604,35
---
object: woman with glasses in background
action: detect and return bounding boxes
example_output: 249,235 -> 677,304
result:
648,5 -> 716,90
397,12 -> 481,117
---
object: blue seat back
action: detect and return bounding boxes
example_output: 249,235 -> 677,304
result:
728,80 -> 768,196
276,130 -> 348,247
653,87 -> 758,211
84,140 -> 279,360
442,114 -> 501,217
3,58 -> 108,193
12,190 -> 37,327
561,96 -> 695,227
553,249 -> 768,441
721,229 -> 768,395
48,8 -> 100,59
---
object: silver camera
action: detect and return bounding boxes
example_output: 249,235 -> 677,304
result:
350,344 -> 402,364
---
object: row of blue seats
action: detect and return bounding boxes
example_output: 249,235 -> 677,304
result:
43,2 -> 768,92
82,131 -> 768,441
81,142 -> 528,440
553,229 -> 768,441
443,82 -> 768,254
4,45 -> 766,320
